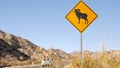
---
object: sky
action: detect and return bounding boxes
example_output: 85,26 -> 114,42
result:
0,0 -> 120,53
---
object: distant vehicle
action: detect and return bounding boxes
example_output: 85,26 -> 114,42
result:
41,57 -> 53,68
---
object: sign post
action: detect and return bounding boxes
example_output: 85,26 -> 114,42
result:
65,0 -> 98,68
80,33 -> 83,68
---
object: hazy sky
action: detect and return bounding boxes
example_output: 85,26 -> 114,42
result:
0,0 -> 120,53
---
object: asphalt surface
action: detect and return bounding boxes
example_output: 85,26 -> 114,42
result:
4,65 -> 41,68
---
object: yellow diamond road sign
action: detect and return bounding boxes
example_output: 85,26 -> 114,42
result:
66,1 -> 98,33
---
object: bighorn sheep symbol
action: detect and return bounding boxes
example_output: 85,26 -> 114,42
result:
74,9 -> 88,24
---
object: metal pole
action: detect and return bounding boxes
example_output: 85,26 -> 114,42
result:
80,1 -> 83,68
80,33 -> 83,68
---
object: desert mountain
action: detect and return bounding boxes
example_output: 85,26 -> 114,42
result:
0,30 -> 71,67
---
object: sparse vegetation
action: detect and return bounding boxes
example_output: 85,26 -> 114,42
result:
0,59 -> 41,67
71,56 -> 80,68
70,52 -> 120,68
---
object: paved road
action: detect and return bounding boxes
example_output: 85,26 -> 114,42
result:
4,65 -> 41,68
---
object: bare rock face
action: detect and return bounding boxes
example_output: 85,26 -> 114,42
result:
5,34 -> 13,40
19,56 -> 24,61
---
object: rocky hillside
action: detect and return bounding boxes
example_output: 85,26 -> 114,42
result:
0,30 -> 46,61
0,30 -> 71,67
